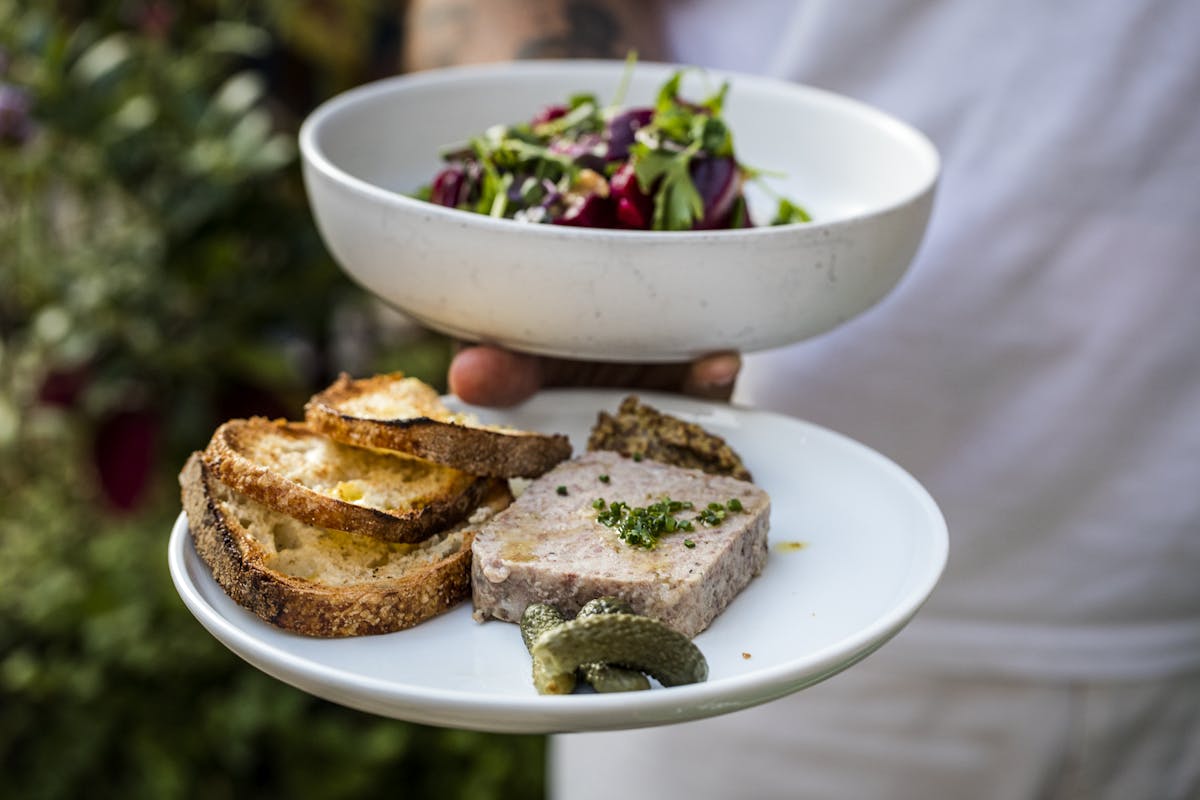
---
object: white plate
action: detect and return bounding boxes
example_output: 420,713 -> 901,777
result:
168,390 -> 947,733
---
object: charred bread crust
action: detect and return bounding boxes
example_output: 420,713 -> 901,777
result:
203,417 -> 489,543
179,452 -> 507,637
588,395 -> 752,481
304,373 -> 572,478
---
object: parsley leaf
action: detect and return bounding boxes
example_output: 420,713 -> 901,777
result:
633,145 -> 705,231
656,161 -> 705,231
631,146 -> 676,191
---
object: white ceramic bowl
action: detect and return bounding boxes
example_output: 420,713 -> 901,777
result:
299,60 -> 939,362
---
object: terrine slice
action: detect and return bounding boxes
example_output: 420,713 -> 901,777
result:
471,450 -> 770,637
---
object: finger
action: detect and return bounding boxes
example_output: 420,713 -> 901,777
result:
449,346 -> 741,405
540,359 -> 690,392
681,351 -> 741,401
448,345 -> 543,407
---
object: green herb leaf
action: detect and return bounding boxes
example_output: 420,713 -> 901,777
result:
533,100 -> 602,139
489,172 -> 513,217
701,81 -> 730,115
729,195 -> 748,228
632,148 -> 676,192
596,496 -> 701,549
610,50 -> 639,108
698,117 -> 732,157
771,197 -> 812,225
697,503 -> 727,526
568,92 -> 599,109
655,105 -> 698,145
656,70 -> 684,112
654,160 -> 705,231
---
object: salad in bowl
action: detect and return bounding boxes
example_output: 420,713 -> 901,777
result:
416,62 -> 810,232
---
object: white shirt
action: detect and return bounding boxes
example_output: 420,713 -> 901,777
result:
665,0 -> 1200,679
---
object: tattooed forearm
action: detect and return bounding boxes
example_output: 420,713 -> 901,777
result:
404,0 -> 663,72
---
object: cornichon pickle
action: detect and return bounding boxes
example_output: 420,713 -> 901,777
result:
531,613 -> 708,687
576,597 -> 650,693
520,603 -> 576,694
578,661 -> 651,693
577,596 -> 637,617
520,603 -> 567,651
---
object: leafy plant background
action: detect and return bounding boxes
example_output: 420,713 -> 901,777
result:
0,2 -> 544,797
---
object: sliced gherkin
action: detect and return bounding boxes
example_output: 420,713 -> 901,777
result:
576,597 -> 651,693
532,613 -> 708,687
520,603 -> 576,694
520,603 -> 568,651
578,661 -> 651,693
577,596 -> 637,617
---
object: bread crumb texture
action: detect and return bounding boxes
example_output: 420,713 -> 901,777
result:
209,477 -> 467,586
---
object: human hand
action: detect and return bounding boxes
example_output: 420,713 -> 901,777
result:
447,345 -> 741,407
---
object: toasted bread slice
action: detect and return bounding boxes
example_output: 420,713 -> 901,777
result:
203,417 -> 490,543
180,452 -> 511,637
304,373 -> 572,478
588,395 -> 752,481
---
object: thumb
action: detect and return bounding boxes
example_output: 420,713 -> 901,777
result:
447,345 -> 543,406
681,352 -> 741,401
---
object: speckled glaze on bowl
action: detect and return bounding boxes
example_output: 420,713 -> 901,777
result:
299,60 -> 939,362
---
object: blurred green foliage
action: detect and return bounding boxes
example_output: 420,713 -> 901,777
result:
0,2 -> 543,797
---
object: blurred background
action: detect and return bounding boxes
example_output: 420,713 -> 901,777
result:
0,1 -> 545,797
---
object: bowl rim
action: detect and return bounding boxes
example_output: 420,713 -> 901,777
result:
298,58 -> 940,241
